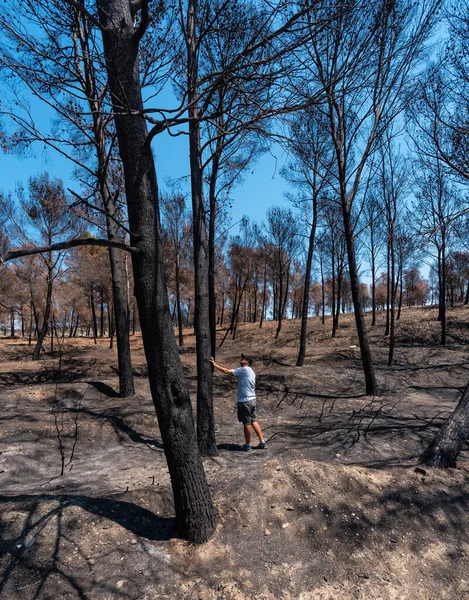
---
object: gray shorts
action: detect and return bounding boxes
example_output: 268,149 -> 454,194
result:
237,400 -> 257,424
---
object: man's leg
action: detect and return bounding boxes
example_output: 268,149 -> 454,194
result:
243,423 -> 252,444
252,421 -> 264,441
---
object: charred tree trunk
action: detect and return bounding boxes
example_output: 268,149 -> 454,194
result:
388,224 -> 396,366
342,201 -> 377,395
437,249 -> 442,321
106,238 -> 135,396
441,233 -> 446,345
90,290 -> 98,344
275,268 -> 288,339
385,240 -> 390,336
97,0 -> 215,543
334,254 -> 344,334
397,263 -> 403,320
100,289 -> 105,337
259,264 -> 267,329
32,264 -> 53,360
297,207 -> 318,366
73,316 -> 80,338
186,0 -> 217,457
371,228 -> 377,327
50,312 -> 54,353
175,260 -> 184,347
28,305 -> 33,345
331,242 -> 337,339
420,381 -> 469,468
320,251 -> 325,325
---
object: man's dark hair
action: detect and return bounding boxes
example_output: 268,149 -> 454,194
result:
241,353 -> 253,366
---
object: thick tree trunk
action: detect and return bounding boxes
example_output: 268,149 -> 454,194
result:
97,0 -> 216,543
186,0 -> 217,457
342,202 -> 377,395
10,309 -> 15,338
420,381 -> 469,468
297,209 -> 317,366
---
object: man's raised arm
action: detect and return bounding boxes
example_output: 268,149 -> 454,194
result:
209,356 -> 234,376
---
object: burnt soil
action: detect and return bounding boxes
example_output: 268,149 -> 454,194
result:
1,305 -> 469,599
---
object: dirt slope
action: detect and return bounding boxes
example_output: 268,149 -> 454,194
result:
1,305 -> 469,599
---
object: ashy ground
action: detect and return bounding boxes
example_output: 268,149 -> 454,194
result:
1,305 -> 469,599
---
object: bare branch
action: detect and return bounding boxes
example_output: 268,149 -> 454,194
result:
1,238 -> 138,264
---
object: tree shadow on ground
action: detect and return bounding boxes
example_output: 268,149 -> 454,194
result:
217,443 -> 245,451
216,443 -> 266,452
259,463 -> 469,594
0,493 -> 175,541
74,407 -> 164,450
89,381 -> 119,398
262,395 -> 463,466
0,493 -> 175,600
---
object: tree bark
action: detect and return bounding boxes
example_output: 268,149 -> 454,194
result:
175,260 -> 184,347
297,207 -> 318,366
342,202 -> 377,395
420,381 -> 469,468
385,239 -> 390,336
397,264 -> 403,320
388,223 -> 396,366
259,264 -> 267,329
97,0 -> 216,543
441,232 -> 446,345
32,264 -> 53,360
370,224 -> 376,327
186,0 -> 217,457
90,289 -> 98,344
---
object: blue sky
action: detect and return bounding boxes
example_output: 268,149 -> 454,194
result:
1,98 -> 292,230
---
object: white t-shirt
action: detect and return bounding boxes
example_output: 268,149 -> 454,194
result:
232,366 -> 256,403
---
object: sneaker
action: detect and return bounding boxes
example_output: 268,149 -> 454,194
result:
258,440 -> 267,449
242,443 -> 252,452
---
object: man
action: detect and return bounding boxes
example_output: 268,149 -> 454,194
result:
209,353 -> 266,451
